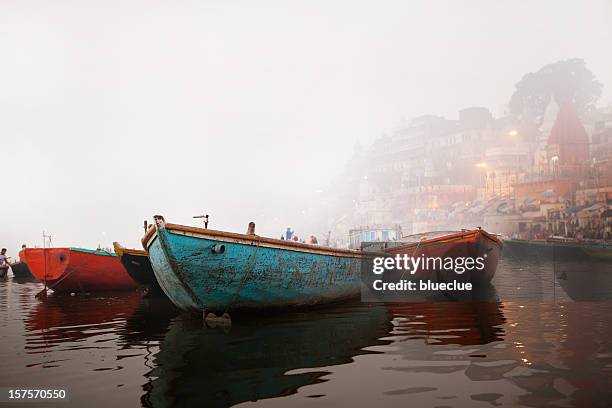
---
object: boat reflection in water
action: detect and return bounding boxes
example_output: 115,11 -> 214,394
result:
232,298 -> 511,407
25,291 -> 144,351
143,303 -> 391,407
388,300 -> 505,346
143,288 -> 508,407
6,257 -> 612,407
121,295 -> 179,344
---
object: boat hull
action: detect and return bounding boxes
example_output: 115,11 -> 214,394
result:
581,246 -> 612,260
556,260 -> 612,301
20,248 -> 139,293
113,243 -> 162,293
120,251 -> 162,292
503,239 -> 586,262
144,221 -> 362,312
9,261 -> 38,280
385,229 -> 502,286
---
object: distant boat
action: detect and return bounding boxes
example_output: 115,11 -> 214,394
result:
9,261 -> 38,281
384,229 -> 502,286
556,259 -> 612,301
20,248 -> 139,293
141,216 -> 363,312
581,244 -> 612,260
113,242 -> 162,293
503,238 -> 612,262
502,238 -> 612,301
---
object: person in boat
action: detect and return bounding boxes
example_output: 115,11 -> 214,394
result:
292,235 -> 299,242
307,235 -> 318,245
285,227 -> 293,241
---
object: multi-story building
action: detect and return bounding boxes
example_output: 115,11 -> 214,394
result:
333,98 -> 611,241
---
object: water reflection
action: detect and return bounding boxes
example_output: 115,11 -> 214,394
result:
122,295 -> 179,344
556,260 -> 612,301
25,292 -> 144,353
388,301 -> 505,346
501,244 -> 612,301
143,304 -> 391,407
500,302 -> 612,407
2,260 -> 612,407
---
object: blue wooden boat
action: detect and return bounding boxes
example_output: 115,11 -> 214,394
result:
142,216 -> 363,312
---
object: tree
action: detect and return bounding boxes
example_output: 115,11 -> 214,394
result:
509,59 -> 603,119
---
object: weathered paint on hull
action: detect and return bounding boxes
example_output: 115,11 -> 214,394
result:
146,226 -> 362,312
21,248 -> 139,293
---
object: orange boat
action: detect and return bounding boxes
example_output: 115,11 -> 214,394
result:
384,228 -> 502,286
20,247 -> 139,293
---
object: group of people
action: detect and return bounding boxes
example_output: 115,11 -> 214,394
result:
281,227 -> 318,245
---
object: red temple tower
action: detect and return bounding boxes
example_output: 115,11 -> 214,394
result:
546,98 -> 590,168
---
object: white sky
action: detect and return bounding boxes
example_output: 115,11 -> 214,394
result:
1,0 -> 611,251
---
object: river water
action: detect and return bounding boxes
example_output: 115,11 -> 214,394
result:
1,256 -> 612,407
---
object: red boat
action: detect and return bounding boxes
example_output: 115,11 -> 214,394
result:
20,247 -> 139,293
384,228 -> 502,285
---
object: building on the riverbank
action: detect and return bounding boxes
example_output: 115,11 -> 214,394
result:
329,98 -> 612,243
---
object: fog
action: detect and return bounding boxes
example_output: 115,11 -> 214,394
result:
1,0 -> 611,251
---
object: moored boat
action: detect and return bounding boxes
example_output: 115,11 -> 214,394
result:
556,259 -> 612,301
9,261 -> 38,281
113,242 -> 162,293
141,216 -> 363,312
581,244 -> 612,260
20,247 -> 139,293
384,228 -> 502,286
502,237 -> 612,262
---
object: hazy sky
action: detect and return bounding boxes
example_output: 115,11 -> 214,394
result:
2,0 -> 611,251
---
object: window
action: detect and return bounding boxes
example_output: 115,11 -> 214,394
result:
382,230 -> 389,240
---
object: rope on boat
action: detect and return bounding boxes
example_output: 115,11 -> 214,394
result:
398,237 -> 426,281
